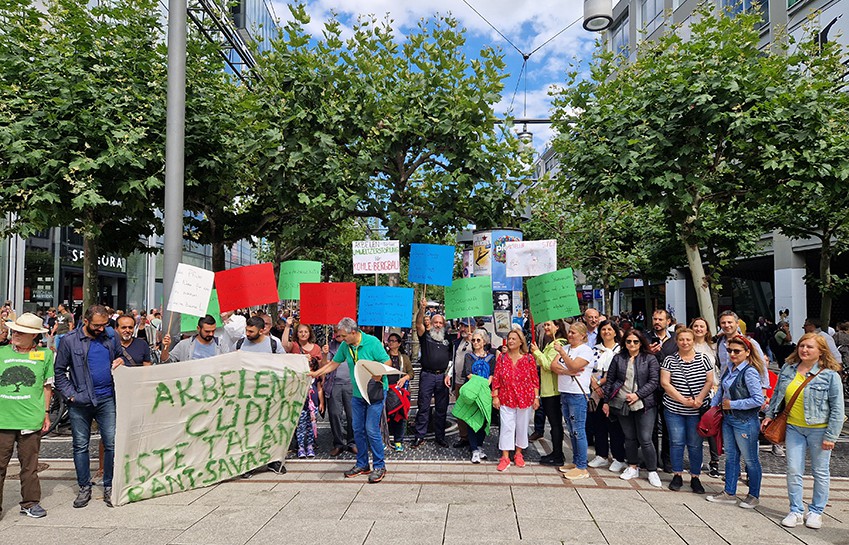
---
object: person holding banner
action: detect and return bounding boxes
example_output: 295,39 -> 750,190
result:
529,320 -> 569,467
310,318 -> 391,484
492,329 -> 539,472
161,315 -> 232,362
281,317 -> 320,361
412,298 -> 452,449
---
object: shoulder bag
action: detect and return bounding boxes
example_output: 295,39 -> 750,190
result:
763,369 -> 821,445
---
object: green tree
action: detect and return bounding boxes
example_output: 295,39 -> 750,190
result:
763,31 -> 849,325
551,6 -> 785,332
0,0 -> 166,308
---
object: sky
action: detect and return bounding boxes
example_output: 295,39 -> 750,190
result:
267,0 -> 602,153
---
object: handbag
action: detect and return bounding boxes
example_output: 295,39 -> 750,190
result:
763,369 -> 821,445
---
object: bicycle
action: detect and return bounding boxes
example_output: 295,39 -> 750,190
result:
46,387 -> 69,435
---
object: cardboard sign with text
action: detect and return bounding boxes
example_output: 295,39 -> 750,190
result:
505,239 -> 557,277
214,263 -> 280,313
526,268 -> 581,323
180,290 -> 222,333
352,240 -> 400,275
112,352 -> 309,505
167,263 -> 215,317
278,260 -> 322,300
299,282 -> 357,325
357,286 -> 414,328
444,276 -> 493,319
408,243 -> 455,286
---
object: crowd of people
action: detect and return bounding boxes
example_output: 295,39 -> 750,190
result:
0,297 -> 845,531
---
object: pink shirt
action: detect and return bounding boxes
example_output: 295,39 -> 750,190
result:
492,352 -> 539,409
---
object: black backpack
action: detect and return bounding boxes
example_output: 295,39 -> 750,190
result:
236,336 -> 278,352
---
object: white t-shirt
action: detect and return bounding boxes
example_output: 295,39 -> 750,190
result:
557,343 -> 595,394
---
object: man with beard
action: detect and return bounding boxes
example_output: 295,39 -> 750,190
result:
236,316 -> 284,354
114,315 -> 152,367
160,315 -> 231,362
54,305 -> 122,508
412,297 -> 452,448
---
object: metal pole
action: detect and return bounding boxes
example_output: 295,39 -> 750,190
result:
162,0 -> 187,341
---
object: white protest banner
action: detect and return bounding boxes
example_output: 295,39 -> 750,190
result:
112,352 -> 309,505
505,239 -> 557,277
166,263 -> 215,317
352,240 -> 400,274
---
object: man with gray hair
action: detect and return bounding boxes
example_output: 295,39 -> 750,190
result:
309,317 -> 391,483
412,297 -> 452,448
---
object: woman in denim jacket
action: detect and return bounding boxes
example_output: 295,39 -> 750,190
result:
763,333 -> 845,530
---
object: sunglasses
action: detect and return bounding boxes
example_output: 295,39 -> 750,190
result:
472,338 -> 483,343
625,339 -> 640,344
727,348 -> 746,355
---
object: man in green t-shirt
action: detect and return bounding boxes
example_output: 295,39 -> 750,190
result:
0,313 -> 54,519
310,317 -> 390,483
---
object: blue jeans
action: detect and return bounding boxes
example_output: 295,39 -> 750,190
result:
351,396 -> 385,470
722,413 -> 761,497
664,409 -> 702,475
786,424 -> 831,515
561,393 -> 588,469
69,397 -> 116,488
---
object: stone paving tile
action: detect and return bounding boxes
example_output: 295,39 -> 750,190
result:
669,524 -> 729,545
577,488 -> 666,524
363,520 -> 446,545
343,500 -> 448,522
418,484 -> 514,504
518,518 -> 607,544
99,528 -> 184,545
191,481 -> 287,506
597,521 -> 687,545
0,525 -> 113,544
444,503 -> 519,541
351,482 -> 422,503
16,501 -> 217,530
246,518 -> 373,545
169,505 -> 282,545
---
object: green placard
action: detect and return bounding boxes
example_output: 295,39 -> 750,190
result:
444,276 -> 493,320
526,268 -> 581,323
180,289 -> 222,332
278,260 -> 322,300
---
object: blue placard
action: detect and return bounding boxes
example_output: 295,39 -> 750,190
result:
358,286 -> 415,328
408,243 -> 455,286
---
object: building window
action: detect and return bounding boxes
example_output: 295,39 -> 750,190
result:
722,0 -> 769,30
610,14 -> 630,58
640,0 -> 664,34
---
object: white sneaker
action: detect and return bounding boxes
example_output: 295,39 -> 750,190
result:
478,448 -> 487,460
805,513 -> 823,529
620,467 -> 639,480
647,471 -> 662,488
471,450 -> 481,464
588,455 -> 609,468
609,460 -> 627,473
781,512 -> 804,528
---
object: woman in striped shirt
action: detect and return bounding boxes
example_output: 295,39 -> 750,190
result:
660,327 -> 713,494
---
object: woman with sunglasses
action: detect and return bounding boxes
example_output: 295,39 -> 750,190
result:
461,329 -> 497,463
660,327 -> 713,494
764,333 -> 845,529
386,333 -> 413,451
530,319 -> 570,466
602,329 -> 661,486
705,335 -> 764,508
587,320 -> 626,470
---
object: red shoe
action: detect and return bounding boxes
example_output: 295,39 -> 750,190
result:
497,457 -> 510,472
514,452 -> 526,468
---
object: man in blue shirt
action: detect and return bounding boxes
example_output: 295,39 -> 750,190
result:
54,305 -> 121,508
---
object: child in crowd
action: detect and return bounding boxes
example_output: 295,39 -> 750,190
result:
296,356 -> 324,458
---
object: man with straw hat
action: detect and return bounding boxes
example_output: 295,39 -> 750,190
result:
0,313 -> 53,519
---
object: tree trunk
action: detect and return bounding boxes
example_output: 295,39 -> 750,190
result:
212,242 -> 226,272
684,240 -> 717,334
603,283 -> 613,317
642,283 -> 651,319
819,242 -> 833,328
82,234 -> 99,313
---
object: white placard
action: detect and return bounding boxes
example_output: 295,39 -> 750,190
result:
352,240 -> 400,274
505,239 -> 558,277
353,360 -> 403,405
166,263 -> 215,316
112,352 -> 309,505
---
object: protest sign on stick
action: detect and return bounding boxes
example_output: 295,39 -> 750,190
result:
505,239 -> 557,277
444,276 -> 493,319
408,243 -> 455,286
278,260 -> 322,300
166,263 -> 215,317
112,352 -> 309,505
299,282 -> 357,325
352,241 -> 400,275
180,290 -> 222,333
214,263 -> 280,313
358,286 -> 414,328
526,268 -> 581,323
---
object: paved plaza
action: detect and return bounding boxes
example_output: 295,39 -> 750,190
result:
2,458 -> 848,545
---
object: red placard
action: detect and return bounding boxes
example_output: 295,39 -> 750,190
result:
299,283 -> 357,325
214,263 -> 280,313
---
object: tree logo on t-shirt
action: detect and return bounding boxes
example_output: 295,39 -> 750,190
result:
0,366 -> 36,392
